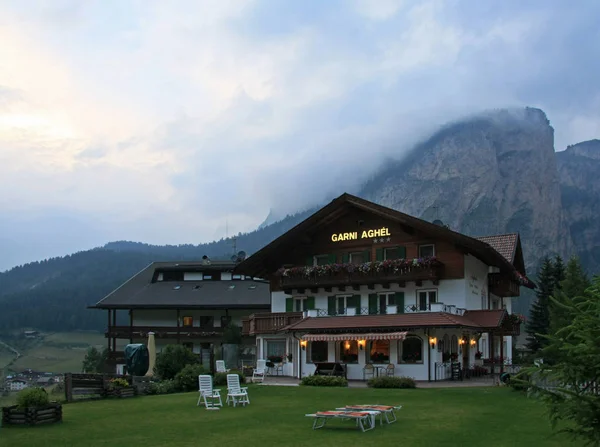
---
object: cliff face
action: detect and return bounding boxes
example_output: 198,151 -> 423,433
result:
359,107 -> 573,274
556,139 -> 600,273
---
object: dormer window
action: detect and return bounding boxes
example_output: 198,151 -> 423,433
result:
349,252 -> 365,264
418,244 -> 435,258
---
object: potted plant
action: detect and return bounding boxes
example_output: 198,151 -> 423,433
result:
2,387 -> 62,426
267,355 -> 283,363
106,377 -> 135,398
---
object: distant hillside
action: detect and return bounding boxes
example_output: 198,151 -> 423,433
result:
1,107 -> 598,332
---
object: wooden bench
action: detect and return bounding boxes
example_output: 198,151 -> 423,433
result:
314,362 -> 347,379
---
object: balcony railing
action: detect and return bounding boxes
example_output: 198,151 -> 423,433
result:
305,303 -> 467,317
279,263 -> 442,290
105,325 -> 225,339
241,312 -> 303,336
489,273 -> 520,297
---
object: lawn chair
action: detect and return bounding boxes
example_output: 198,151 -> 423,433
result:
216,360 -> 229,373
252,359 -> 266,383
226,374 -> 249,407
197,375 -> 222,410
305,410 -> 376,432
337,404 -> 402,424
363,363 -> 375,381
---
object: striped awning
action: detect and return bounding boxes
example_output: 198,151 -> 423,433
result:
301,332 -> 407,342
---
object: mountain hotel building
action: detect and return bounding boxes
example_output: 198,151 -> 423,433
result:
237,193 -> 534,381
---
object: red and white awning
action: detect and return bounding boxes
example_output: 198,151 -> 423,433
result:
301,332 -> 407,342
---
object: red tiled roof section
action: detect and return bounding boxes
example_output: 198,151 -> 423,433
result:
462,310 -> 506,328
282,312 -> 488,332
476,234 -> 518,263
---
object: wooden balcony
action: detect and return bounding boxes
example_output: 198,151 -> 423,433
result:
488,273 -> 520,297
279,263 -> 442,291
105,326 -> 225,339
241,312 -> 303,336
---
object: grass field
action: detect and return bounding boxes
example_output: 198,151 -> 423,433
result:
0,386 -> 577,447
4,332 -> 107,373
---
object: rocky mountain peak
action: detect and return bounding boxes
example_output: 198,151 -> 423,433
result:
563,139 -> 600,159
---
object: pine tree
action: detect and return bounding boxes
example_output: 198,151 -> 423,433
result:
529,277 -> 600,446
525,257 -> 558,353
552,255 -> 566,290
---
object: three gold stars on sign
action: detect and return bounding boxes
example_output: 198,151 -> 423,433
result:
372,237 -> 391,244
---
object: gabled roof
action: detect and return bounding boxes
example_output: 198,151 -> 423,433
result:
91,261 -> 271,310
235,193 -> 530,283
280,309 -> 508,333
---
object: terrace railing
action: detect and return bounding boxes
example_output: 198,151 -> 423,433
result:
241,312 -> 303,336
105,325 -> 226,339
304,303 -> 467,317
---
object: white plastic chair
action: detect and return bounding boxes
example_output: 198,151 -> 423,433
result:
216,360 -> 229,373
226,374 -> 249,407
197,375 -> 222,410
252,359 -> 266,383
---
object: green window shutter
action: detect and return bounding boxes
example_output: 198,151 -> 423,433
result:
306,256 -> 314,266
395,292 -> 405,313
285,298 -> 293,312
368,294 -> 378,315
398,246 -> 406,259
328,254 -> 337,264
305,296 -> 315,310
376,248 -> 383,261
363,250 -> 371,262
348,295 -> 360,312
328,296 -> 336,316
342,253 -> 350,264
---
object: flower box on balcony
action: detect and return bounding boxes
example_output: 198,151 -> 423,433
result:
306,309 -> 319,318
386,305 -> 398,314
346,308 -> 357,316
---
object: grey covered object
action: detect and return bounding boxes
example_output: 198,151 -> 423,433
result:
124,343 -> 149,376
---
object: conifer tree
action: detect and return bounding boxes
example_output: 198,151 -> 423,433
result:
549,256 -> 590,333
525,257 -> 558,353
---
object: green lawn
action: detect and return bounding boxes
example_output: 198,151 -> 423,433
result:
1,386 -> 576,447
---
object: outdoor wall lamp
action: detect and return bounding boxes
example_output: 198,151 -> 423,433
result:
470,338 -> 477,346
300,340 -> 307,351
429,337 -> 437,350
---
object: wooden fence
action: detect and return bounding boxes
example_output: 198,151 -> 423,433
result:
63,373 -> 160,402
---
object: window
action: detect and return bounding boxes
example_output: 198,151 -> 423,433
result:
221,316 -> 232,328
163,271 -> 184,281
368,340 -> 390,363
400,335 -> 423,364
378,293 -> 396,314
182,316 -> 193,327
418,244 -> 435,258
266,340 -> 286,359
199,316 -> 213,328
383,247 -> 401,260
203,274 -> 212,280
336,295 -> 351,315
442,334 -> 450,354
203,272 -> 221,281
418,290 -> 437,311
349,252 -> 365,264
338,340 -> 358,364
294,297 -> 307,312
232,274 -> 242,280
314,255 -> 331,266
309,341 -> 328,363
451,335 -> 458,354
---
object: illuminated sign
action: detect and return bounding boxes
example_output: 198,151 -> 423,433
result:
331,227 -> 391,242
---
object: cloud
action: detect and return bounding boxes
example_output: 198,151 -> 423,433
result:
1,0 -> 599,269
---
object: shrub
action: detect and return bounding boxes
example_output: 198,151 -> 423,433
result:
508,371 -> 531,392
174,364 -> 206,392
108,378 -> 130,389
146,379 -> 177,395
300,375 -> 348,387
213,370 -> 245,386
154,344 -> 199,380
367,376 -> 417,389
16,387 -> 50,409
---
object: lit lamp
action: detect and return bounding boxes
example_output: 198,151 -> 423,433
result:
429,337 -> 437,350
470,338 -> 476,347
300,340 -> 307,351
459,338 -> 465,353
358,340 -> 365,351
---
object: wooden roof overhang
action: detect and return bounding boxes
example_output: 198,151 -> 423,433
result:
235,193 -> 534,287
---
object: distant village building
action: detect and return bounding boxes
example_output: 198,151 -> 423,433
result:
91,259 -> 271,374
7,379 -> 28,391
23,330 -> 39,338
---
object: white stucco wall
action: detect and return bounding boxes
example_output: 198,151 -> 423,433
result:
464,254 -> 489,310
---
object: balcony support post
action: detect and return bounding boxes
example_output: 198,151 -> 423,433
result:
129,309 -> 133,344
112,309 -> 117,352
107,310 -> 112,352
177,309 -> 181,344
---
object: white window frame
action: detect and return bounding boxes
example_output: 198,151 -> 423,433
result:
336,294 -> 353,315
293,296 -> 307,312
378,292 -> 397,313
418,244 -> 435,258
417,289 -> 437,311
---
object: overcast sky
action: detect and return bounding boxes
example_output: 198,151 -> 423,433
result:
1,0 -> 599,271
